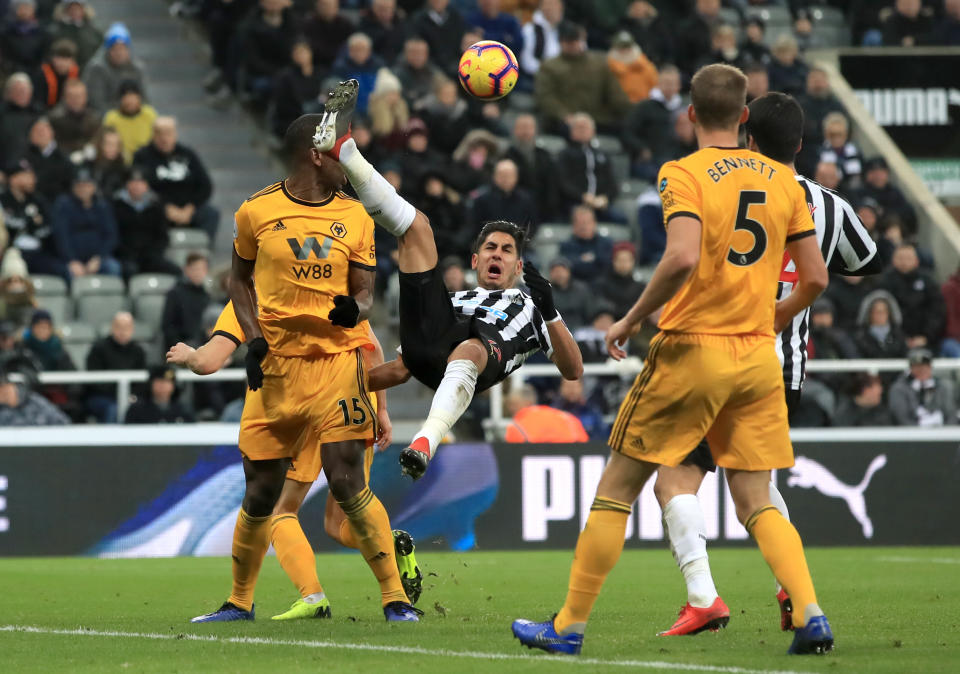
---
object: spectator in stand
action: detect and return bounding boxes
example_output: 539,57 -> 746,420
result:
767,34 -> 808,97
927,0 -> 960,45
858,156 -> 917,235
795,66 -> 846,176
535,21 -> 630,135
303,0 -> 355,68
435,256 -> 466,293
699,24 -> 747,71
882,0 -> 934,46
415,78 -> 470,154
559,205 -> 613,284
25,117 -> 72,199
573,307 -> 617,363
504,113 -> 557,223
124,364 -> 195,424
881,243 -> 945,349
889,347 -> 955,426
47,0 -> 102,67
854,290 -> 908,360
636,184 -> 665,264
199,0 -> 255,95
393,37 -> 444,110
835,373 -> 894,427
469,158 -> 537,231
331,33 -> 383,116
134,116 -> 218,241
22,308 -> 73,372
357,0 -> 405,65
740,17 -> 771,67
618,1 -> 674,67
449,128 -> 500,195
85,310 -> 145,422
853,197 -> 896,266
504,382 -> 588,443
669,110 -> 697,157
818,112 -> 862,189
606,31 -> 658,104
0,73 -> 42,163
113,166 -> 180,279
48,79 -> 100,156
3,0 -> 46,71
398,118 -> 447,200
0,367 -> 69,426
0,251 -> 36,330
409,0 -> 467,78
467,0 -> 524,54
235,0 -> 296,105
553,377 -> 605,440
548,257 -> 591,328
366,68 -> 409,151
827,274 -> 874,332
91,126 -> 126,196
162,252 -> 211,350
744,61 -> 769,103
555,113 -> 620,221
82,22 -> 148,113
622,64 -> 682,182
674,0 -> 721,77
1,158 -> 62,278
270,40 -> 323,139
597,241 -> 645,319
32,39 -> 79,110
807,297 -> 860,389
52,165 -> 121,278
814,160 -> 841,191
940,265 -> 960,357
102,79 -> 157,163
520,0 -> 563,81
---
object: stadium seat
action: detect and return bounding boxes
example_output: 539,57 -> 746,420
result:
535,135 -> 567,156
31,274 -> 68,297
620,179 -> 650,198
534,241 -> 561,266
77,294 -> 127,331
615,197 -> 639,230
167,247 -> 210,268
129,273 -> 178,299
36,295 -> 73,325
719,8 -> 742,30
65,341 -> 93,371
168,228 -> 210,252
595,135 -> 623,155
746,5 -> 791,24
60,321 -> 96,343
506,90 -> 536,112
70,274 -> 124,298
534,223 -> 570,243
610,153 -> 630,185
134,294 -> 167,333
597,224 -> 632,242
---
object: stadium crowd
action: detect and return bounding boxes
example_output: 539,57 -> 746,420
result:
1,0 -> 959,429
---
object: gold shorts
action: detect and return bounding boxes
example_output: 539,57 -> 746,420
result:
608,332 -> 793,471
239,348 -> 376,463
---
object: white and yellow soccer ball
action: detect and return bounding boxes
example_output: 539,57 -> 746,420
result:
457,40 -> 520,101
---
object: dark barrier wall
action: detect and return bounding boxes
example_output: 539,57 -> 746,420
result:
1,440 -> 958,556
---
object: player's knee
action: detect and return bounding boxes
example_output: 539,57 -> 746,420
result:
243,483 -> 282,518
451,339 -> 487,369
326,471 -> 364,502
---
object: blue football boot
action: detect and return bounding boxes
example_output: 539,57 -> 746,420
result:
191,601 -> 255,623
384,601 -> 423,622
512,616 -> 583,655
788,615 -> 834,655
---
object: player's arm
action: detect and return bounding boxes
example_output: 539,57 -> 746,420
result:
606,215 -> 701,359
166,336 -> 237,375
230,249 -> 261,341
775,233 -> 829,334
361,325 -> 393,449
329,265 -> 375,327
367,356 -> 411,391
522,261 -> 584,380
831,198 -> 882,276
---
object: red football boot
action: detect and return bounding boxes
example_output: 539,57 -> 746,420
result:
399,437 -> 431,480
658,597 -> 731,636
777,588 -> 795,631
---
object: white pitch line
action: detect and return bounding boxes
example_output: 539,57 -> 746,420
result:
876,556 -> 960,565
0,624 -> 813,674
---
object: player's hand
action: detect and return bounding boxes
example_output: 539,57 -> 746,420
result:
245,337 -> 269,390
375,406 -> 393,451
773,301 -> 790,335
523,261 -> 558,321
328,295 -> 360,327
166,342 -> 195,367
605,318 -> 640,361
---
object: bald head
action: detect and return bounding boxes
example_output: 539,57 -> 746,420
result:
152,116 -> 178,153
111,311 -> 135,345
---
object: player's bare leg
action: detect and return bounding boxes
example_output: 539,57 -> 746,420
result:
400,338 -> 488,480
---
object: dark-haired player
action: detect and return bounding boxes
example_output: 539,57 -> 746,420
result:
653,91 -> 880,638
313,80 -> 584,480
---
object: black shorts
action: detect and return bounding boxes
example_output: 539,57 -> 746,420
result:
680,387 -> 803,473
398,267 -> 509,392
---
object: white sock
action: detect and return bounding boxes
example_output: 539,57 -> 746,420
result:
663,494 -> 719,608
769,480 -> 791,593
303,591 -> 326,604
337,138 -> 414,237
412,359 -> 478,456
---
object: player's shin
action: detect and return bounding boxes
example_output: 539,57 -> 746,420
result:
410,359 -> 479,459
227,509 -> 272,611
663,494 -> 719,608
270,514 -> 324,599
768,480 -> 791,594
337,487 -> 408,606
337,138 -> 414,237
746,506 -> 823,628
554,497 -> 632,634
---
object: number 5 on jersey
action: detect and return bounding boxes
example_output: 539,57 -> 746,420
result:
728,190 -> 767,267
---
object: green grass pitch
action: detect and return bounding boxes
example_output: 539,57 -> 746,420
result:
1,547 -> 958,673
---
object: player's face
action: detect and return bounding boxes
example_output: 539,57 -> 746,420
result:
472,231 -> 521,290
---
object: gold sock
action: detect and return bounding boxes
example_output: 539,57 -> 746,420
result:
227,508 -> 271,611
747,506 -> 819,628
554,497 -> 632,632
338,487 -> 407,606
337,518 -> 359,550
270,514 -> 323,598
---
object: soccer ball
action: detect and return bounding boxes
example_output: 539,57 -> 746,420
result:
457,40 -> 519,100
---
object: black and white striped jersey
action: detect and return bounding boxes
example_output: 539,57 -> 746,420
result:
776,175 -> 878,390
450,287 -> 554,377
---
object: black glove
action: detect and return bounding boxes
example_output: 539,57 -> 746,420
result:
244,337 -> 268,391
328,295 -> 360,327
523,261 -> 558,321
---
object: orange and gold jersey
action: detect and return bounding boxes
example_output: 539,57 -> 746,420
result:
656,147 -> 814,337
234,183 -> 377,356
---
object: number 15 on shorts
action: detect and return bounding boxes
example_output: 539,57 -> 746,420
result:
337,397 -> 367,425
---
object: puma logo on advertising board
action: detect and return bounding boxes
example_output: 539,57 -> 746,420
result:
787,455 -> 887,539
854,88 -> 960,126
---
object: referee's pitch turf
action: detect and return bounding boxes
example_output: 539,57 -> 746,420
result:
1,548 -> 957,673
